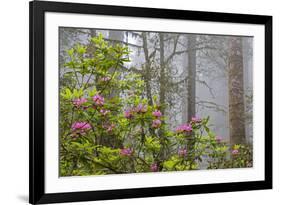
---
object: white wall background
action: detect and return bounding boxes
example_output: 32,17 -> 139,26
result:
0,0 -> 279,204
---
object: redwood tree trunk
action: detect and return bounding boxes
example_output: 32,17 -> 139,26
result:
228,37 -> 246,145
187,35 -> 197,121
142,32 -> 153,106
100,30 -> 124,148
159,33 -> 166,116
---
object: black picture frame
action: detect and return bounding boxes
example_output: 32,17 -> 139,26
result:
29,0 -> 272,204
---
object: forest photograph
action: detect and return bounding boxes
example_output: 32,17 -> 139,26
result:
59,27 -> 253,177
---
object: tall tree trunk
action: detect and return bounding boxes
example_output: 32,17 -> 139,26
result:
142,32 -> 153,105
187,35 -> 197,121
158,33 -> 167,167
87,29 -> 96,57
228,37 -> 246,145
108,30 -> 124,98
108,30 -> 123,42
159,33 -> 166,116
90,29 -> 96,37
185,35 -> 197,166
99,30 -> 124,148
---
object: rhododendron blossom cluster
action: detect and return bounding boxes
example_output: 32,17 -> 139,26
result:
152,119 -> 161,128
71,122 -> 91,137
191,116 -> 201,123
135,103 -> 147,113
215,136 -> 223,143
103,123 -> 115,133
100,109 -> 110,116
100,76 -> 111,82
93,94 -> 104,106
150,163 -> 158,172
176,124 -> 192,133
178,148 -> 187,157
152,110 -> 162,118
73,97 -> 87,107
232,149 -> 239,155
124,109 -> 134,119
71,122 -> 91,131
120,148 -> 133,156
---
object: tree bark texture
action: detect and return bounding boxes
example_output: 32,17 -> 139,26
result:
142,32 -> 153,105
187,35 -> 197,122
228,37 -> 246,145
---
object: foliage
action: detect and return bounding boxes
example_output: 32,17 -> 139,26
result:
59,34 -> 252,176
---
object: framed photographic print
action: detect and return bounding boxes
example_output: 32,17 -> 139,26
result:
29,0 -> 272,204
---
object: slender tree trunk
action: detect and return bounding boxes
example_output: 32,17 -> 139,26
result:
108,30 -> 124,99
142,32 -> 153,105
228,37 -> 246,145
159,33 -> 166,116
187,35 -> 197,121
87,29 -> 96,56
90,29 -> 96,37
158,33 -> 167,166
109,30 -> 123,42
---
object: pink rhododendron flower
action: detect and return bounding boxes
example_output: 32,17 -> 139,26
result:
215,136 -> 223,143
178,148 -> 187,157
232,149 -> 239,155
93,94 -> 104,106
150,163 -> 158,172
73,97 -> 87,107
152,119 -> 161,128
124,109 -> 134,119
191,116 -> 201,123
135,103 -> 147,113
120,148 -> 133,156
71,122 -> 91,131
100,109 -> 110,116
100,76 -> 111,82
103,123 -> 115,132
152,110 -> 162,118
176,124 -> 192,133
